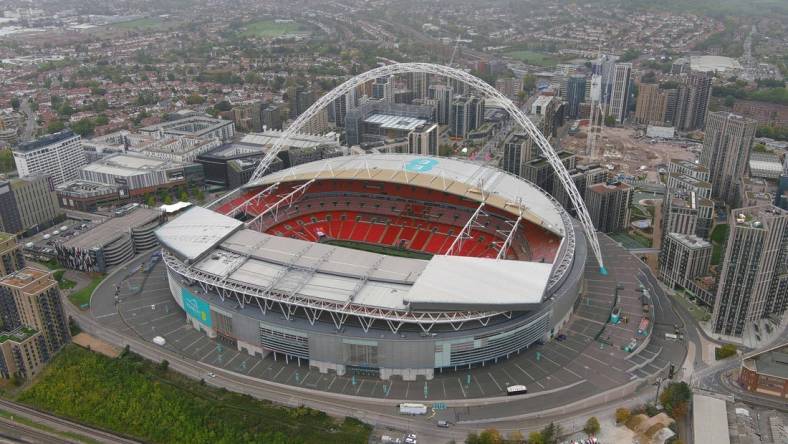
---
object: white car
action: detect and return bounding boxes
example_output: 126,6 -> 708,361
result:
207,372 -> 216,378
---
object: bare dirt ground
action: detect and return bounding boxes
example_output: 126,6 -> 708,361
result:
562,126 -> 698,176
72,333 -> 121,358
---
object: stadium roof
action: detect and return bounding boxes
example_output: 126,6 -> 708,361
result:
155,206 -> 243,262
180,228 -> 554,311
406,255 -> 551,310
249,154 -> 566,236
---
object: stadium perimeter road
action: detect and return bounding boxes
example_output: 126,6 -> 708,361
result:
79,234 -> 686,427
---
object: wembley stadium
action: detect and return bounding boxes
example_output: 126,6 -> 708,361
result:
155,154 -> 587,380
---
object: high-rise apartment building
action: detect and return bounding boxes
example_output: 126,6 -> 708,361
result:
0,175 -> 63,236
711,206 -> 788,338
608,63 -> 632,123
0,233 -> 24,277
585,181 -> 633,233
501,133 -> 535,177
634,83 -> 670,125
262,104 -> 282,130
405,72 -> 430,100
661,160 -> 714,241
0,268 -> 70,356
449,96 -> 483,139
658,233 -> 712,289
0,327 -> 49,379
288,86 -> 314,119
701,112 -> 758,207
675,71 -> 713,131
372,77 -> 394,103
332,95 -> 348,128
428,85 -> 453,125
567,75 -> 586,119
495,77 -> 523,99
12,130 -> 86,187
407,124 -> 439,156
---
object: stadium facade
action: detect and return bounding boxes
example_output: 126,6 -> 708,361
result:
157,154 -> 587,380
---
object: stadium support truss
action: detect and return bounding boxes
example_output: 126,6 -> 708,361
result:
249,63 -> 606,273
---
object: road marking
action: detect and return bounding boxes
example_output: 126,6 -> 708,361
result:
385,380 -> 393,397
225,352 -> 241,367
457,378 -> 467,398
355,380 -> 365,394
247,359 -> 262,375
404,381 -> 410,398
487,372 -> 502,391
272,367 -> 285,380
161,324 -> 187,337
327,375 -> 337,391
341,378 -> 350,393
200,347 -> 214,361
514,363 -> 535,382
182,335 -> 203,351
95,312 -> 119,319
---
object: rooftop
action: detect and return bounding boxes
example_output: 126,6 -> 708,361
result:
200,142 -> 264,160
744,343 -> 788,380
588,181 -> 632,194
240,130 -> 338,150
363,113 -> 428,131
669,232 -> 712,249
62,207 -> 162,249
81,153 -> 188,177
14,129 -> 78,153
692,394 -> 731,444
0,326 -> 38,344
0,267 -> 54,294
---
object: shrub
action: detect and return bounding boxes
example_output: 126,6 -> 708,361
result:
715,343 -> 737,360
615,407 -> 631,424
583,417 -> 600,436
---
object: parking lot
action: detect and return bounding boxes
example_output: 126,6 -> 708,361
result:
89,233 -> 685,421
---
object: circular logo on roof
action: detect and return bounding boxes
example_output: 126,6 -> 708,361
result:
405,158 -> 438,173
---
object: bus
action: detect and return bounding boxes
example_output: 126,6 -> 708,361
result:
506,385 -> 528,396
399,403 -> 428,415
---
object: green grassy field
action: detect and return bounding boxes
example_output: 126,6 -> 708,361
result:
17,346 -> 371,444
67,275 -> 104,309
503,50 -> 566,67
710,224 -> 729,266
323,239 -> 433,260
240,20 -> 301,38
110,17 -> 164,30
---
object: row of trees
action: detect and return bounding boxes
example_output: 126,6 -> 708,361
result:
464,418 -> 600,444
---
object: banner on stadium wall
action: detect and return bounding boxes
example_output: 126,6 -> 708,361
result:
181,289 -> 212,328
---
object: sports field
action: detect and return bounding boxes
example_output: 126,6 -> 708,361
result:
110,17 -> 164,30
323,239 -> 433,260
503,50 -> 567,67
240,20 -> 300,38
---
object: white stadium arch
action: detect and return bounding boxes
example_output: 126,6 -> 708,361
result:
249,63 -> 607,273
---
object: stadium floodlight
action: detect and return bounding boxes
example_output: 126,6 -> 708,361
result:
248,63 -> 607,274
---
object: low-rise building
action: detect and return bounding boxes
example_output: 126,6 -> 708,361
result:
738,343 -> 788,399
140,114 -> 235,141
78,153 -> 204,198
0,327 -> 48,379
12,130 -> 86,187
55,204 -> 163,272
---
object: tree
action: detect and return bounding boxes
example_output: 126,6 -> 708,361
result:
604,114 -> 616,126
186,93 -> 206,105
583,417 -> 600,436
660,381 -> 691,418
615,407 -> 631,424
94,114 -> 109,126
47,120 -> 66,134
179,190 -> 189,202
71,118 -> 96,137
0,149 -> 14,173
477,428 -> 503,444
540,422 -> 562,444
466,432 -> 480,444
507,430 -> 525,443
724,95 -> 735,107
619,48 -> 642,62
163,195 -> 173,205
146,194 -> 156,207
716,343 -> 737,360
523,74 -> 537,92
10,97 -> 20,110
159,359 -> 169,371
527,431 -> 544,444
215,100 -> 232,112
